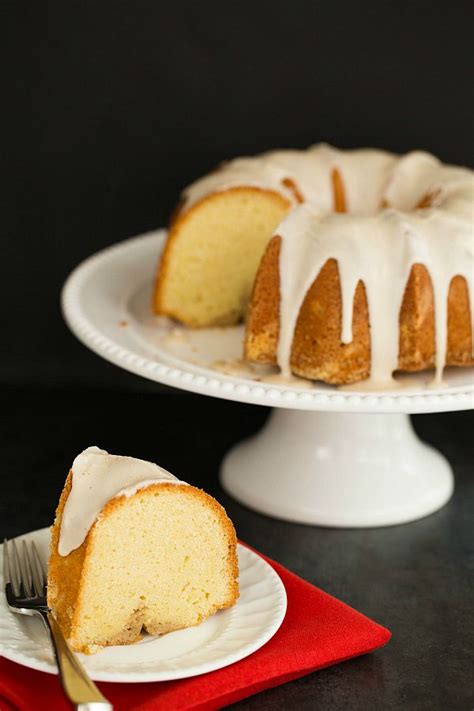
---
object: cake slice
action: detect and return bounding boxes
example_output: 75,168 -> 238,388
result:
154,187 -> 291,326
48,447 -> 239,653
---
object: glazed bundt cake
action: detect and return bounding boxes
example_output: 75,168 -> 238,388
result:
154,144 -> 473,386
48,447 -> 239,653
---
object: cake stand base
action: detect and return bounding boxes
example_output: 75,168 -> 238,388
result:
220,410 -> 454,527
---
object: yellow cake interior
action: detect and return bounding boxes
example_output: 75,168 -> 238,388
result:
154,187 -> 290,326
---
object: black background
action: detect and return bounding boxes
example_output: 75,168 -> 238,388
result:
2,0 -> 473,388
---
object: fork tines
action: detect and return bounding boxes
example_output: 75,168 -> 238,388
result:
3,538 -> 47,600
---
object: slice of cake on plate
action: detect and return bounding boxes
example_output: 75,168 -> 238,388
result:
48,446 -> 239,653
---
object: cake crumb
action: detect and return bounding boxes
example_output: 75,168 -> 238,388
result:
162,328 -> 190,346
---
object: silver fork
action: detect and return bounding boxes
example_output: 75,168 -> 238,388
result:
3,537 -> 112,711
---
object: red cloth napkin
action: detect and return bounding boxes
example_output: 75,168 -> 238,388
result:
0,548 -> 390,711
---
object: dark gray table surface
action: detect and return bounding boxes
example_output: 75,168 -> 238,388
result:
1,385 -> 473,710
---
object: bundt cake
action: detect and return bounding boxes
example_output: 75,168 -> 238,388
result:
48,447 -> 239,653
154,144 -> 473,387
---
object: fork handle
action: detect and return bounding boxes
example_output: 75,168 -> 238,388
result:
38,610 -> 112,710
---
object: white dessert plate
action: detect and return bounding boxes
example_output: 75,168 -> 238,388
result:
0,529 -> 287,683
61,230 -> 473,414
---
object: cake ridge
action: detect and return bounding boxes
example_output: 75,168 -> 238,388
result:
275,196 -> 473,387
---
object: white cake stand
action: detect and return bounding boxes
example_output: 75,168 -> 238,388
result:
61,231 -> 473,527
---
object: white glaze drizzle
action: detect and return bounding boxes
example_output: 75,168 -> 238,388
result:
276,151 -> 473,387
58,447 -> 186,556
182,144 -> 397,212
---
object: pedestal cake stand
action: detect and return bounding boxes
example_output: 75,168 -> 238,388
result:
61,231 -> 473,527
